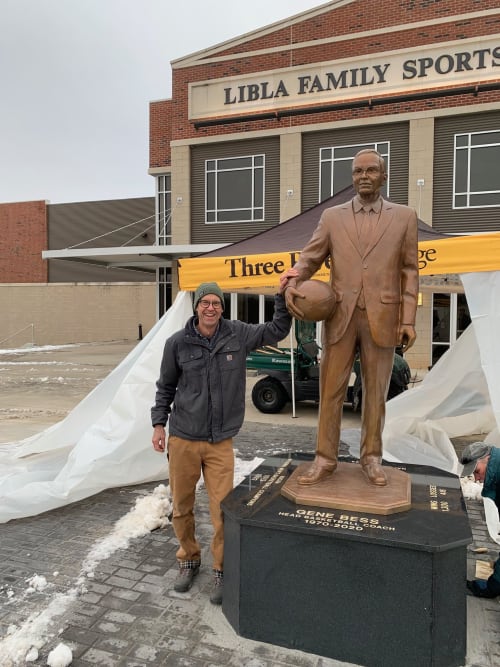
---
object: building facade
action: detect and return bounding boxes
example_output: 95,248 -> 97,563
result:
0,197 -> 156,346
149,0 -> 500,371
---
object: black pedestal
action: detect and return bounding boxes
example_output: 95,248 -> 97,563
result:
221,454 -> 472,667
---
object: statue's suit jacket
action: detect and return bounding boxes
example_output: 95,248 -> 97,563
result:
293,198 -> 419,348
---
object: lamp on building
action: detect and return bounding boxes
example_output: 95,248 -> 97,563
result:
418,292 -> 423,306
417,178 -> 424,218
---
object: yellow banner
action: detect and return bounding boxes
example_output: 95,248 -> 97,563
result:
418,233 -> 500,275
178,233 -> 500,292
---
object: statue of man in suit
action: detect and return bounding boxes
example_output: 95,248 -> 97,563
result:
280,149 -> 419,486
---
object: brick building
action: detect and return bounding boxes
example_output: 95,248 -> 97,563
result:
0,201 -> 48,283
0,197 -> 156,346
148,0 -> 500,370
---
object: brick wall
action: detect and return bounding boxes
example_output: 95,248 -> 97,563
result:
150,99 -> 172,168
209,1 -> 493,57
0,201 -> 48,282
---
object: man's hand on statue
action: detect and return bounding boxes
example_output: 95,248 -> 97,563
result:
279,267 -> 299,292
399,325 -> 416,352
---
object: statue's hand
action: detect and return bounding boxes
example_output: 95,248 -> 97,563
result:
284,284 -> 306,319
399,324 -> 416,352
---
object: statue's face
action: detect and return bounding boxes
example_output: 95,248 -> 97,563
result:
352,152 -> 387,197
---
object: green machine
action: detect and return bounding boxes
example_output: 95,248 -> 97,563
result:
246,320 -> 410,414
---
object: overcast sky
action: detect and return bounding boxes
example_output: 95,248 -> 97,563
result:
0,0 -> 324,205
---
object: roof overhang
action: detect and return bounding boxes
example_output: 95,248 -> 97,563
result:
42,243 -> 228,272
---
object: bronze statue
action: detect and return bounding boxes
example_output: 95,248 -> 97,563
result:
281,149 -> 419,486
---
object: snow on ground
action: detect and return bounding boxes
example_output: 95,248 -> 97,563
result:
0,344 -> 82,356
0,484 -> 172,666
0,457 -> 262,665
26,575 -> 48,594
0,341 -> 266,663
80,484 -> 171,578
460,476 -> 483,500
46,642 -> 73,667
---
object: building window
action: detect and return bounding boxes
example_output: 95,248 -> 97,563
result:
431,293 -> 471,366
157,266 -> 172,317
157,174 -> 171,244
205,155 -> 265,223
233,293 -> 274,325
454,130 -> 500,208
319,142 -> 390,202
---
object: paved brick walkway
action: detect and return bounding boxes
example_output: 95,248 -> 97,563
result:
0,422 -> 499,666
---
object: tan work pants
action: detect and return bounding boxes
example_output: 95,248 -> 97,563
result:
167,435 -> 234,572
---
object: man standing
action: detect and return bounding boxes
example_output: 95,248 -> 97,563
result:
281,149 -> 419,487
462,442 -> 500,598
151,283 -> 291,604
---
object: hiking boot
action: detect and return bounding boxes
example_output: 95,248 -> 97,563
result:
210,570 -> 223,605
174,563 -> 200,593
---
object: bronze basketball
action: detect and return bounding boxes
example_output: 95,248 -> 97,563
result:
291,279 -> 336,322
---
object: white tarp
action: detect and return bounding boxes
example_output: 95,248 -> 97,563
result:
379,271 -> 500,544
382,323 -> 495,474
462,271 -> 500,544
379,271 -> 500,477
461,271 -> 500,433
0,292 -> 193,524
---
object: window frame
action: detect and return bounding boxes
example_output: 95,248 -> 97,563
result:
156,174 -> 171,245
453,129 -> 500,209
319,142 -> 390,202
205,154 -> 265,224
430,292 -> 471,366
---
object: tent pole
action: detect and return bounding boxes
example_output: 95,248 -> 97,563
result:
290,320 -> 296,418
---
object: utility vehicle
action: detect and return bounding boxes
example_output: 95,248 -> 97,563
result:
246,321 -> 410,414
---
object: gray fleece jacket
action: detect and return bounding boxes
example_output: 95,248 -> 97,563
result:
151,294 -> 291,443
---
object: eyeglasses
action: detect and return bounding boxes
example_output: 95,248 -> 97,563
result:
199,299 -> 222,309
352,166 -> 382,176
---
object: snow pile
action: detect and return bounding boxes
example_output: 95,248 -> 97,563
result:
460,476 -> 483,501
26,575 -> 48,593
80,484 -> 171,578
47,643 -> 73,667
0,484 -> 171,666
0,592 -> 78,666
24,646 -> 38,661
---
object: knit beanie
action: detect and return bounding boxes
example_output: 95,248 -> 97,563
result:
193,282 -> 225,311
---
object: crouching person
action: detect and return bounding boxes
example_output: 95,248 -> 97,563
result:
151,283 -> 291,605
462,442 -> 500,598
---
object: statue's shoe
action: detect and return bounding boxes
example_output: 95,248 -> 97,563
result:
297,458 -> 337,485
362,462 -> 387,486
